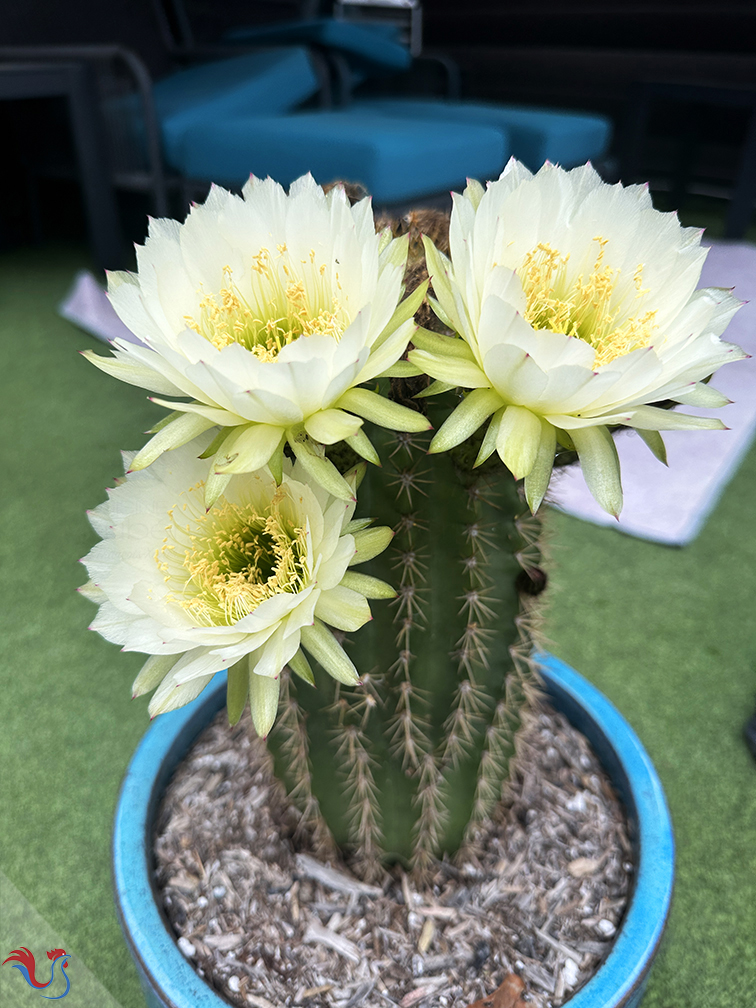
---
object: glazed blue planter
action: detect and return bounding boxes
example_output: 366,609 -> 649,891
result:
113,654 -> 674,1008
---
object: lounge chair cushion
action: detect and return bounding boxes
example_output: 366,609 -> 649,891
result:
155,47 -> 320,123
225,18 -> 411,75
167,110 -> 509,203
106,47 -> 320,166
354,99 -> 612,171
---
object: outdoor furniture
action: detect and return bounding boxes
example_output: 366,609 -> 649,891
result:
171,108 -> 508,203
0,40 -> 510,228
106,40 -> 509,204
184,4 -> 612,170
0,59 -> 123,269
353,98 -> 612,171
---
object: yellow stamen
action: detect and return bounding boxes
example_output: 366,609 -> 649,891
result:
518,237 -> 658,366
184,257 -> 349,361
157,483 -> 309,627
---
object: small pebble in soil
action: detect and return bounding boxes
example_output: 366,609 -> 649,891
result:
563,958 -> 580,988
177,937 -> 195,958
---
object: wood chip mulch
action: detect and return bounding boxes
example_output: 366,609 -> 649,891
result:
153,703 -> 633,1008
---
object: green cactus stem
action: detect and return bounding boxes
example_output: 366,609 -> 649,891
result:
266,394 -> 544,879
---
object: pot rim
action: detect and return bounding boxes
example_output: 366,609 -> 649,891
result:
112,653 -> 674,1008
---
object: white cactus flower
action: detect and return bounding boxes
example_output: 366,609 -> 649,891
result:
80,436 -> 394,738
84,174 -> 429,507
409,160 -> 745,515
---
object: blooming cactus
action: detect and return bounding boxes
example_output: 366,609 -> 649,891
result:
84,174 -> 429,507
409,160 -> 745,515
81,168 -> 746,875
80,435 -> 393,737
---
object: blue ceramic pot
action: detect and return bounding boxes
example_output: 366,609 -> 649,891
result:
113,654 -> 674,1008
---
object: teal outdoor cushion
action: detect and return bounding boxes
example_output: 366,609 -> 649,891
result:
156,47 -> 319,126
168,110 -> 508,203
106,48 -> 320,166
225,18 -> 411,75
354,99 -> 612,171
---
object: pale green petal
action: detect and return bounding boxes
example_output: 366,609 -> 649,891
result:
147,410 -> 184,435
571,425 -> 623,517
628,405 -> 727,431
524,419 -> 557,514
427,294 -> 454,331
495,405 -> 542,479
341,571 -> 396,599
79,581 -> 106,603
409,349 -> 489,390
288,648 -> 315,686
377,226 -> 393,255
249,665 -> 281,739
268,442 -> 284,484
226,659 -> 249,725
213,423 -> 284,474
148,673 -> 215,717
378,360 -> 424,378
347,427 -> 381,465
150,397 -> 241,426
315,584 -> 372,631
304,408 -> 363,445
82,349 -> 183,396
198,426 -> 232,459
300,619 -> 359,685
636,428 -> 668,465
132,654 -> 177,698
415,379 -> 455,399
463,177 -> 486,210
344,461 -> 367,492
429,387 -> 504,454
422,237 -> 458,328
131,412 -> 217,471
203,470 -> 232,509
359,318 -> 418,382
672,382 -> 731,408
287,431 -> 355,501
374,279 -> 428,343
380,232 -> 410,269
474,406 -> 506,466
350,525 -> 393,565
343,517 -> 374,535
337,388 -> 431,433
410,328 -> 476,361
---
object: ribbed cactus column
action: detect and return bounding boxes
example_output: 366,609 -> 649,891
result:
267,394 -> 544,879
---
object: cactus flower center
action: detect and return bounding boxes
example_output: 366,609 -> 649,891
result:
156,483 -> 309,625
184,254 -> 348,361
518,237 -> 658,367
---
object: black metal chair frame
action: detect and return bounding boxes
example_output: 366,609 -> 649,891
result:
0,44 -> 172,219
0,58 -> 125,269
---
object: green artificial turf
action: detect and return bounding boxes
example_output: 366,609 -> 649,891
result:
1,240 -> 754,1007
